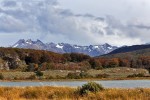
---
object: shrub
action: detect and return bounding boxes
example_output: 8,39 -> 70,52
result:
14,77 -> 18,80
35,71 -> 43,77
127,73 -> 145,78
80,72 -> 92,78
66,72 -> 92,79
96,73 -> 110,78
47,76 -> 54,79
78,82 -> 104,95
56,75 -> 64,79
27,75 -> 36,80
0,73 -> 4,80
66,73 -> 81,79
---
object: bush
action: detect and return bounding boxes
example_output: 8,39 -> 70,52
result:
66,72 -> 92,79
96,73 -> 110,78
127,73 -> 145,78
35,71 -> 43,77
80,72 -> 92,78
56,75 -> 64,79
78,82 -> 104,95
0,73 -> 4,80
47,76 -> 54,79
27,75 -> 37,80
66,73 -> 81,79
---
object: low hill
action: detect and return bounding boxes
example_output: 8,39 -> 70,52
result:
102,48 -> 150,58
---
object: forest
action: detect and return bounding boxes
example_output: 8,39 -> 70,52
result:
0,47 -> 149,72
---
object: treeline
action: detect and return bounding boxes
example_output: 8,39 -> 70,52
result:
0,48 -> 91,71
0,47 -> 150,71
96,56 -> 150,69
99,48 -> 150,70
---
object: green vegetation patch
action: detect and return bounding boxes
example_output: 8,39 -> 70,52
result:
77,82 -> 104,95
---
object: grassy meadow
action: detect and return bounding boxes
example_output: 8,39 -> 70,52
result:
0,67 -> 149,80
0,86 -> 149,100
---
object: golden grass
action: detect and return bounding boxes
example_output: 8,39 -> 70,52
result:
0,86 -> 76,100
0,86 -> 150,100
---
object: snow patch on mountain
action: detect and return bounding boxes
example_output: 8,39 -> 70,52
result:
56,44 -> 63,49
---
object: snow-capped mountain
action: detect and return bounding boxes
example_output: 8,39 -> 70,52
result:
12,39 -> 118,57
12,39 -> 47,50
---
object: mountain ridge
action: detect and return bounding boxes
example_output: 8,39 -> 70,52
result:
12,39 -> 118,57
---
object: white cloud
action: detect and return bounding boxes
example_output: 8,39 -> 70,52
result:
0,0 -> 149,46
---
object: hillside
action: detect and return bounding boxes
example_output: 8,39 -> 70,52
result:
102,48 -> 150,58
0,47 -> 91,71
108,44 -> 150,55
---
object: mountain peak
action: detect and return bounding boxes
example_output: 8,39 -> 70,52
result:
26,39 -> 33,44
12,39 -> 118,56
18,39 -> 25,43
36,39 -> 42,42
12,39 -> 25,47
103,43 -> 111,47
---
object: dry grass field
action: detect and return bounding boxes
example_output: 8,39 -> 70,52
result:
0,86 -> 149,100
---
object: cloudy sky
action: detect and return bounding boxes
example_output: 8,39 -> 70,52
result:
0,0 -> 150,46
